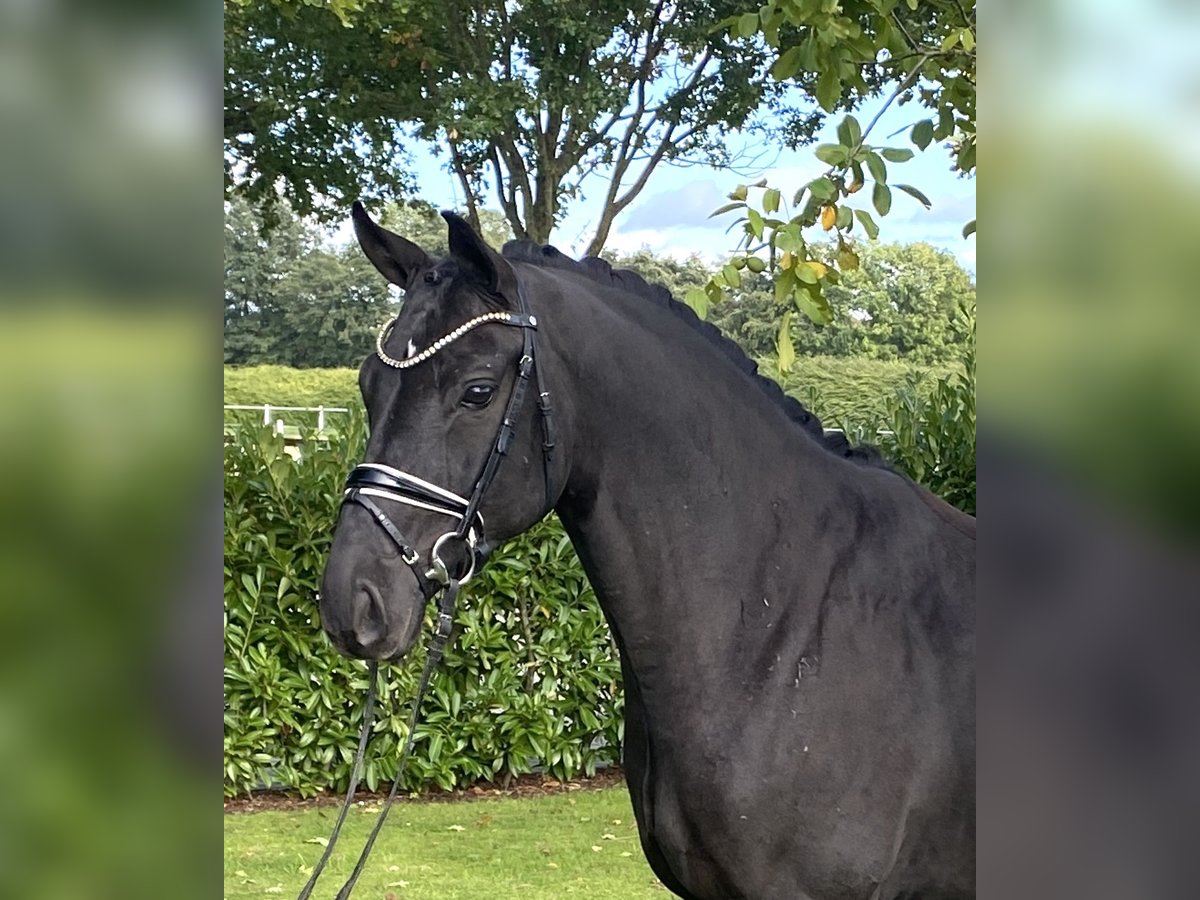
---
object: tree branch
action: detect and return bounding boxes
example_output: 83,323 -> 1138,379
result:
447,138 -> 482,232
856,50 -> 935,151
488,145 -> 526,239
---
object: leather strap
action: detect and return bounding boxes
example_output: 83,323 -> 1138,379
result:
342,488 -> 436,597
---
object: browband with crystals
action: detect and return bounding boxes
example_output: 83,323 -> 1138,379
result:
375,311 -> 537,369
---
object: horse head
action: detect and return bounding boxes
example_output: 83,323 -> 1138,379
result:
320,203 -> 560,660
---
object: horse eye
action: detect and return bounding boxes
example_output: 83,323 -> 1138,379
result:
461,382 -> 496,409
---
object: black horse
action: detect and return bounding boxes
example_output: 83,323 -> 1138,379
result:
320,205 -> 976,900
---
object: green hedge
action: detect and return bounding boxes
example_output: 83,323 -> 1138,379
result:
224,418 -> 623,798
224,356 -> 949,426
224,364 -> 363,411
224,343 -> 973,797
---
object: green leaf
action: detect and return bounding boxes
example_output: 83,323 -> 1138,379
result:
794,283 -> 833,325
836,115 -> 862,149
763,188 -> 781,213
958,141 -> 976,172
708,200 -> 746,218
814,144 -> 849,166
776,311 -> 795,373
774,271 -> 793,302
849,161 -> 865,192
854,208 -> 880,240
747,208 -> 765,239
684,287 -> 709,319
836,205 -> 853,230
729,184 -> 748,201
864,151 -> 887,184
894,183 -> 932,209
771,46 -> 803,81
815,70 -> 840,113
722,263 -> 742,287
960,27 -> 975,52
911,120 -> 934,150
873,182 -> 893,216
775,223 -> 804,254
736,12 -> 759,38
962,219 -> 976,238
836,243 -> 860,271
880,147 -> 914,163
808,176 -> 837,201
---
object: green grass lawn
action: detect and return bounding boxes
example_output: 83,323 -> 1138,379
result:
224,787 -> 665,898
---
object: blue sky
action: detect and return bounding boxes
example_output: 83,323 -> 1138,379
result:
366,92 -> 975,271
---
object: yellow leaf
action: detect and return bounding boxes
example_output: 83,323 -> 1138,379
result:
779,251 -> 794,270
806,261 -> 829,279
820,205 -> 836,230
847,179 -> 863,194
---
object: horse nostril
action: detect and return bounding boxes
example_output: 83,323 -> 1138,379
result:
350,584 -> 387,645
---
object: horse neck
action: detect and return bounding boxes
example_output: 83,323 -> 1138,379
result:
539,275 -> 860,694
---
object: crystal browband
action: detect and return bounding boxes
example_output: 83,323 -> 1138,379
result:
375,312 -> 537,369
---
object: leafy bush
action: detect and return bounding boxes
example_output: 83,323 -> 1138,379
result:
837,304 -> 976,513
224,364 -> 363,410
224,357 -> 950,427
771,355 -> 955,423
224,417 -> 622,797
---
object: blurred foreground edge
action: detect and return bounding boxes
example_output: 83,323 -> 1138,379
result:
979,435 -> 1200,899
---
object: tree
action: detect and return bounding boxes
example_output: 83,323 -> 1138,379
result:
600,248 -> 713,301
271,247 -> 397,368
794,241 -> 974,364
224,197 -> 397,368
376,202 -> 514,258
696,0 -> 976,359
706,241 -> 975,364
224,196 -> 308,364
224,0 -> 843,252
224,1 -> 420,219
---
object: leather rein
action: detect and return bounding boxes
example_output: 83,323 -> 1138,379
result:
298,285 -> 555,899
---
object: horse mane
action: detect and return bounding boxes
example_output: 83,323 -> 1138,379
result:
500,240 -> 890,469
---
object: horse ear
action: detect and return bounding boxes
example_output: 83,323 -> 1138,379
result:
352,201 -> 433,288
442,211 -> 518,306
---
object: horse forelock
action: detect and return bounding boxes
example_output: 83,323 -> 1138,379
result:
500,239 -> 892,471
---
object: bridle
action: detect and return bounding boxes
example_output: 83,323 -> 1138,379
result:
341,284 -> 556,593
298,281 -> 557,900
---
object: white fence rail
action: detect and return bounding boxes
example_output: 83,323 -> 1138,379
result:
223,404 -> 351,434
